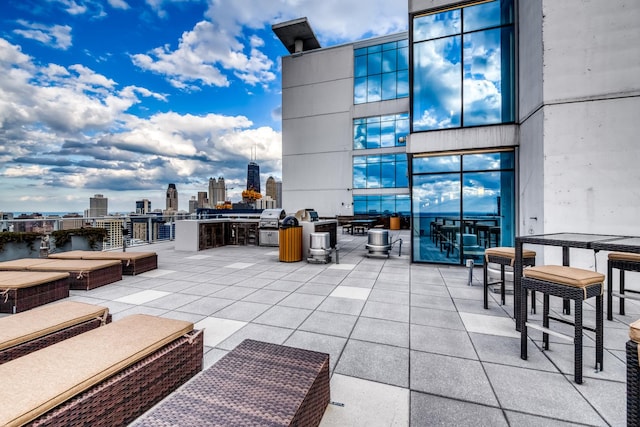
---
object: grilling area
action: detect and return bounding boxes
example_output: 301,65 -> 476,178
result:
0,225 -> 635,425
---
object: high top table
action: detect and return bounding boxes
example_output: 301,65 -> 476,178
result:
514,233 -> 626,331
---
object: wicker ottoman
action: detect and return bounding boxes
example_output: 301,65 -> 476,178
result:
0,300 -> 110,363
0,271 -> 70,313
134,339 -> 330,426
627,320 -> 640,425
607,252 -> 640,321
520,265 -> 604,384
483,247 -> 536,309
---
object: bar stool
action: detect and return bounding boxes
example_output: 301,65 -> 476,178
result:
626,319 -> 640,425
607,252 -> 640,321
520,265 -> 604,384
483,247 -> 536,310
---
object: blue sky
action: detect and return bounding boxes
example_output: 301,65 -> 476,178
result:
0,0 -> 407,213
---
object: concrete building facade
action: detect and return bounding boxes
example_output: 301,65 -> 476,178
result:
275,0 -> 640,265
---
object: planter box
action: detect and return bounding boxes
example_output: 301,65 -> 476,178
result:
0,240 -> 43,262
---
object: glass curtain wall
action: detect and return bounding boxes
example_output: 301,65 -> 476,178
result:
355,40 -> 409,104
412,0 -> 514,131
411,150 -> 515,264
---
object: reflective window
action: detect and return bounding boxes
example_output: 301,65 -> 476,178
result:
354,40 -> 409,104
353,153 -> 408,189
354,114 -> 409,150
354,195 -> 410,215
411,150 -> 515,265
412,0 -> 515,131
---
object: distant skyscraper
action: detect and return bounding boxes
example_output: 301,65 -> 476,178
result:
247,162 -> 260,192
197,191 -> 208,208
88,194 -> 108,218
135,199 -> 151,214
166,184 -> 178,211
275,180 -> 283,209
188,196 -> 198,214
266,176 -> 276,200
208,176 -> 226,207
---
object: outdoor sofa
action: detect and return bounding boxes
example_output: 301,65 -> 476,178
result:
48,250 -> 158,275
0,314 -> 203,427
0,271 -> 70,313
0,258 -> 123,290
0,300 -> 110,363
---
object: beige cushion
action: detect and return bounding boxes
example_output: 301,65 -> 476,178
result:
26,259 -> 121,272
0,271 -> 69,289
0,301 -> 108,351
609,252 -> 640,263
524,265 -> 604,288
485,247 -> 536,265
49,251 -> 156,261
0,314 -> 193,427
0,259 -> 58,271
630,319 -> 640,343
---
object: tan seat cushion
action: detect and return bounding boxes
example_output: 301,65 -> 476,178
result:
0,314 -> 193,427
0,271 -> 69,289
0,259 -> 58,271
49,251 -> 156,261
485,247 -> 536,265
26,259 -> 121,272
524,265 -> 604,288
609,252 -> 640,263
630,319 -> 640,343
0,300 -> 108,351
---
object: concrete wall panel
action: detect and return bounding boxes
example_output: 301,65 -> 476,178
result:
542,97 -> 640,237
518,0 -> 544,121
542,0 -> 640,102
407,124 -> 518,154
282,112 -> 352,156
282,46 -> 352,89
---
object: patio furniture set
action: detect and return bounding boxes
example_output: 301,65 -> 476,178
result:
482,233 -> 640,424
0,299 -> 329,426
0,251 -> 157,313
0,250 -> 330,426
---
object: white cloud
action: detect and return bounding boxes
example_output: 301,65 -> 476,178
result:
108,0 -> 130,10
132,0 -> 406,90
13,21 -> 73,50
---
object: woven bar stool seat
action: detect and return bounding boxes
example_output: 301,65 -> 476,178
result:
607,252 -> 640,321
483,247 -> 536,310
627,320 -> 640,425
520,265 -> 604,384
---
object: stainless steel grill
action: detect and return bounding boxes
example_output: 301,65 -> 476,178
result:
258,209 -> 286,246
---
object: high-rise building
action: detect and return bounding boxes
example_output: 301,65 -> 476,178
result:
273,2 -> 640,266
247,162 -> 260,192
166,184 -> 178,211
88,194 -> 108,218
208,176 -> 226,207
197,191 -> 208,208
266,176 -> 276,200
188,196 -> 198,214
135,199 -> 151,214
275,181 -> 282,209
95,218 -> 122,249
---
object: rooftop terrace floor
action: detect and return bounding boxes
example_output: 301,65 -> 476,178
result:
63,229 -> 631,426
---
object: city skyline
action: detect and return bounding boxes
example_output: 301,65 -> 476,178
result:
0,1 -> 407,213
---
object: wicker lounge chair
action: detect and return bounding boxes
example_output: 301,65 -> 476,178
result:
133,339 -> 329,427
0,271 -> 70,313
0,314 -> 203,427
0,300 -> 110,363
0,258 -> 123,290
48,250 -> 158,275
627,319 -> 640,425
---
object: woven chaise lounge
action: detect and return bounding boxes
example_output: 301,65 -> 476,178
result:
134,339 -> 330,427
0,258 -> 123,290
0,314 -> 203,427
0,300 -> 110,363
48,250 -> 158,275
0,271 -> 70,313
